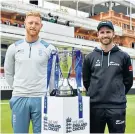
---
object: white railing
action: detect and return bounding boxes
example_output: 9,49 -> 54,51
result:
1,24 -> 135,58
0,77 -> 11,90
1,24 -> 97,48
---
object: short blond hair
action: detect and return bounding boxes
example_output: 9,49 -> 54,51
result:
25,11 -> 42,19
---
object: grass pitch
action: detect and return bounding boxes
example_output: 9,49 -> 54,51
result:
0,95 -> 135,133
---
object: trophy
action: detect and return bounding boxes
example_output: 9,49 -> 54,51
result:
52,48 -> 81,97
55,78 -> 77,97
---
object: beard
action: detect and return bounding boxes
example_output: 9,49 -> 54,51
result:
26,29 -> 40,37
100,37 -> 113,45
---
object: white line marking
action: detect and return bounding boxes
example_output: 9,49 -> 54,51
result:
0,103 -> 9,105
127,96 -> 135,99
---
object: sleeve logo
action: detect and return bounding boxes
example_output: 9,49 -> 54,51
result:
129,66 -> 133,71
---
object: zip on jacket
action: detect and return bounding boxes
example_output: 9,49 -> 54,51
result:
29,44 -> 32,58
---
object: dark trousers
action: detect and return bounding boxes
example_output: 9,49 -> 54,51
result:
90,108 -> 126,133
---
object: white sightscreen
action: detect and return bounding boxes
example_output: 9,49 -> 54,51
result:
131,58 -> 135,77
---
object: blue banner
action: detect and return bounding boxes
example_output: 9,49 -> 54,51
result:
75,50 -> 83,118
45,51 -> 62,114
75,50 -> 82,88
44,96 -> 48,114
45,52 -> 56,114
47,53 -> 53,89
78,94 -> 83,118
55,54 -> 60,89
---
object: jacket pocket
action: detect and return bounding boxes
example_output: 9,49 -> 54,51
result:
9,97 -> 20,109
115,80 -> 125,96
88,81 -> 99,97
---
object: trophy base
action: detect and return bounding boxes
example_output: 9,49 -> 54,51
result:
55,89 -> 78,97
55,94 -> 76,97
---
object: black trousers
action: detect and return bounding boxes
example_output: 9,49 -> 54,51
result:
90,108 -> 126,133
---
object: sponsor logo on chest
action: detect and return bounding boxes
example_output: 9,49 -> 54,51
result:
95,60 -> 120,67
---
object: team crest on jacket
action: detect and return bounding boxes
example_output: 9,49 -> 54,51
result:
17,49 -> 24,54
95,59 -> 101,66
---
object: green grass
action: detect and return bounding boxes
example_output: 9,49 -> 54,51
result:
125,95 -> 135,133
0,95 -> 135,133
0,100 -> 33,133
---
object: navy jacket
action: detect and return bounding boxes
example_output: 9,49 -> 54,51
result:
83,45 -> 133,108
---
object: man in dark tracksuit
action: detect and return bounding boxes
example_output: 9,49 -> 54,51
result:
83,20 -> 133,133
